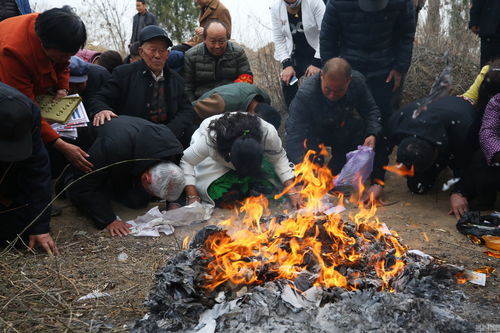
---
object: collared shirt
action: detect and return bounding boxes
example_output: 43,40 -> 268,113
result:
151,70 -> 164,82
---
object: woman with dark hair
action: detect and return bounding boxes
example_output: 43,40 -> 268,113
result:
0,6 -> 91,174
180,112 -> 299,208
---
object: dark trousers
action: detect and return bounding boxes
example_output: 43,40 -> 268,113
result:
365,73 -> 395,129
480,30 -> 500,67
282,56 -> 313,108
463,150 -> 500,203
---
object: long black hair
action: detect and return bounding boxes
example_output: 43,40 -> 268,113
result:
208,112 -> 264,177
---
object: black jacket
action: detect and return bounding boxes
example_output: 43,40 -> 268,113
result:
372,96 -> 478,183
89,60 -> 195,139
286,71 -> 382,164
0,82 -> 51,235
469,0 -> 500,36
130,10 -> 157,44
65,116 -> 184,228
320,0 -> 415,76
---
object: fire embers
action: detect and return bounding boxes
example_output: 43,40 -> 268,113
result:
200,145 -> 407,292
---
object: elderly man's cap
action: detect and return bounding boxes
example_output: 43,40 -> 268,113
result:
139,25 -> 173,47
358,0 -> 389,11
69,56 -> 89,83
0,88 -> 33,162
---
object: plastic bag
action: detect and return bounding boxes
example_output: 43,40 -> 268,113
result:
334,145 -> 375,191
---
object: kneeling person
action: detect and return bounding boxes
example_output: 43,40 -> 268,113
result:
61,116 -> 185,236
192,82 -> 281,129
0,83 -> 59,254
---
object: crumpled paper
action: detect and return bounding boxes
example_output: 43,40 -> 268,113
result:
127,202 -> 214,237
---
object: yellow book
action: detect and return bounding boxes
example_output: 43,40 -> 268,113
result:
36,95 -> 82,124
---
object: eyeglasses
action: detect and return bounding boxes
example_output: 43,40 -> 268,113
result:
207,38 -> 227,46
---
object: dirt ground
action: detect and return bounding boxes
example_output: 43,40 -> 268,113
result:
0,167 -> 498,332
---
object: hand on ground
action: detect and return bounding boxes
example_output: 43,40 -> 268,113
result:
106,220 -> 133,237
448,193 -> 468,219
28,233 -> 60,255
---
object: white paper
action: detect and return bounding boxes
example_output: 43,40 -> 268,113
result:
127,202 -> 213,237
77,291 -> 111,301
323,205 -> 346,215
464,270 -> 486,286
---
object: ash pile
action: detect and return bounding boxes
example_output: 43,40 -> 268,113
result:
133,222 -> 475,333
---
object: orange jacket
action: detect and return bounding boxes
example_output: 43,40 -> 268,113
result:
0,13 -> 70,143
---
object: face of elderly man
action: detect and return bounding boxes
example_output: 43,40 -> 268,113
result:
204,22 -> 228,57
139,38 -> 169,75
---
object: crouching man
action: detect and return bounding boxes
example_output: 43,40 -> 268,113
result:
0,83 -> 59,254
59,116 -> 185,236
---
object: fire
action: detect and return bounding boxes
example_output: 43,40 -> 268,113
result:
384,163 -> 415,177
202,146 -> 407,292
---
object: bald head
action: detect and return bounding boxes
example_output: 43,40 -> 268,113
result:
321,58 -> 352,81
203,20 -> 229,56
320,58 -> 353,101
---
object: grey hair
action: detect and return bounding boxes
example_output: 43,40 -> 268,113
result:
148,162 -> 185,201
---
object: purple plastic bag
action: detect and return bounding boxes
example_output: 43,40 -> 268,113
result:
334,145 -> 375,191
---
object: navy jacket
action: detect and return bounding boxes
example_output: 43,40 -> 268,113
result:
286,71 -> 382,164
469,0 -> 500,36
89,60 -> 195,139
0,82 -> 51,235
320,0 -> 415,76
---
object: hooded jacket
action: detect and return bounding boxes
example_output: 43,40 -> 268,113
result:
65,116 -> 184,228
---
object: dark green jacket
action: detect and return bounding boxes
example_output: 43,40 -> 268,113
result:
192,82 -> 269,119
183,41 -> 251,101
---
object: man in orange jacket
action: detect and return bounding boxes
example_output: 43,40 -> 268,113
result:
0,6 -> 92,173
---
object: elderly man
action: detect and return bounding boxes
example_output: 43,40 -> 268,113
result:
286,58 -> 382,183
59,116 -> 185,237
130,0 -> 157,45
0,83 -> 59,255
90,25 -> 195,144
183,20 -> 252,101
0,6 -> 92,173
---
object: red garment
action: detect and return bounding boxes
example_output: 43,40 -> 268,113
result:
0,13 -> 70,143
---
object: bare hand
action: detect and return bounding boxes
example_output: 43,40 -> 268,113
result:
288,191 -> 301,209
53,89 -> 68,100
28,233 -> 60,255
195,27 -> 204,36
280,66 -> 296,85
470,26 -> 480,34
448,193 -> 468,219
385,69 -> 402,92
93,110 -> 118,127
54,139 -> 93,173
106,220 -> 133,237
361,184 -> 385,206
363,135 -> 376,148
304,65 -> 321,78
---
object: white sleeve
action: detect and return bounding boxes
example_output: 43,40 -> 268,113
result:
271,1 -> 291,62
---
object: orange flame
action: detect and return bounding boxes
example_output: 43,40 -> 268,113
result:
383,163 -> 415,177
182,236 -> 190,249
203,146 -> 407,291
